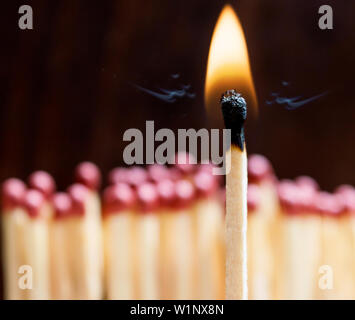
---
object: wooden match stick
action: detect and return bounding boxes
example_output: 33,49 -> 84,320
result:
336,185 -> 355,299
1,179 -> 27,300
68,183 -> 102,299
248,155 -> 279,218
135,182 -> 160,300
247,183 -> 273,300
28,171 -> 56,298
75,162 -> 104,298
193,169 -> 224,299
157,178 -> 196,300
51,193 -> 73,299
248,155 -> 279,298
317,191 -> 352,299
155,178 -> 176,299
276,179 -> 321,300
220,90 -> 248,300
103,183 -> 136,300
28,171 -> 56,219
22,189 -> 50,300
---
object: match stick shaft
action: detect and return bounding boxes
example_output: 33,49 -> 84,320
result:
104,212 -> 135,299
161,209 -> 195,299
225,145 -> 248,300
320,216 -> 353,299
248,211 -> 273,300
51,220 -> 72,299
136,214 -> 160,299
2,209 -> 27,299
24,217 -> 50,300
195,198 -> 225,299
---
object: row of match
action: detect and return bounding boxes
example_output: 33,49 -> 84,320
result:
1,153 -> 225,300
2,150 -> 354,300
248,155 -> 355,299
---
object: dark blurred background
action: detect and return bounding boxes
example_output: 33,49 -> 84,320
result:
0,0 -> 354,191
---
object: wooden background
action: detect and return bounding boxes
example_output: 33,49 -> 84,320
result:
0,0 -> 354,296
0,0 -> 354,190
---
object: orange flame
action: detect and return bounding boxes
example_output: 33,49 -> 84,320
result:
205,5 -> 257,126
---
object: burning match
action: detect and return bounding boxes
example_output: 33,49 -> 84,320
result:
205,4 -> 256,300
220,90 -> 248,300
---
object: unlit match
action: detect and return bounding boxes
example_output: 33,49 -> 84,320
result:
1,155 -> 355,300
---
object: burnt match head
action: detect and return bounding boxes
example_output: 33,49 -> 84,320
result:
220,90 -> 247,150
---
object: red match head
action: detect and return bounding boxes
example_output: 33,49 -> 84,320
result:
168,167 -> 183,181
199,162 -> 222,178
147,164 -> 171,183
127,166 -> 149,187
1,178 -> 27,210
335,184 -> 355,195
28,171 -> 56,200
67,183 -> 90,216
173,152 -> 197,175
137,182 -> 160,213
156,179 -> 176,208
52,193 -> 73,220
23,189 -> 45,218
295,176 -> 319,194
103,183 -> 136,215
198,163 -> 215,174
75,162 -> 101,191
314,192 -> 343,217
2,178 -> 27,209
248,154 -> 274,184
335,185 -> 355,213
193,171 -> 218,199
174,179 -> 195,209
108,167 -> 130,185
279,179 -> 321,215
248,184 -> 261,212
278,180 -> 302,214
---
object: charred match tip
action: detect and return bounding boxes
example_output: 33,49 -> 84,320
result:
75,162 -> 101,191
52,193 -> 72,219
67,183 -> 89,216
28,171 -> 56,199
23,189 -> 45,218
2,178 -> 27,210
220,90 -> 247,150
103,183 -> 136,215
